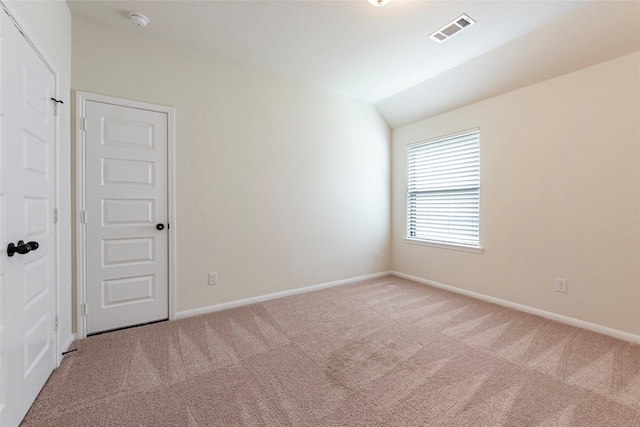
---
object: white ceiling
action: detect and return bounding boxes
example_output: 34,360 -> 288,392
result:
67,0 -> 640,128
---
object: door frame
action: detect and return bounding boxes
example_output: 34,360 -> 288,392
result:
1,1 -> 61,365
75,91 -> 177,339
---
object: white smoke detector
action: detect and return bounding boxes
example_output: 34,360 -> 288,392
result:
368,0 -> 391,6
129,12 -> 149,28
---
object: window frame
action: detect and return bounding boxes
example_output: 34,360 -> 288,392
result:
404,128 -> 483,253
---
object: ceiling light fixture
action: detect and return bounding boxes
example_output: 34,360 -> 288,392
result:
368,0 -> 391,7
129,12 -> 149,27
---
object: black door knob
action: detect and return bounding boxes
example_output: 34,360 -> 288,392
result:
7,240 -> 38,257
156,224 -> 165,230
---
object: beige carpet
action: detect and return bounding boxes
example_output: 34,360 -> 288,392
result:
22,275 -> 640,426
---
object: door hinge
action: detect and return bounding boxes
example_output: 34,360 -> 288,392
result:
82,303 -> 88,317
81,210 -> 87,224
54,208 -> 58,223
82,118 -> 87,132
54,315 -> 59,331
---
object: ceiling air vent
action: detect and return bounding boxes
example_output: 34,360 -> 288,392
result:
429,14 -> 476,43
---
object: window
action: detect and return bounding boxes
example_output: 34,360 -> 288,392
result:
406,129 -> 480,251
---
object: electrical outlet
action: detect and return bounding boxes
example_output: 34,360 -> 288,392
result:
208,272 -> 218,286
555,278 -> 567,293
374,250 -> 380,260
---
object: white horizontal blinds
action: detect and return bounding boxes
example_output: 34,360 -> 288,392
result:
407,130 -> 479,247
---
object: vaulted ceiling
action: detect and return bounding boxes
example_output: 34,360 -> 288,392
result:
67,1 -> 640,128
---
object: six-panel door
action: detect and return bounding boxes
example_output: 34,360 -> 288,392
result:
0,10 -> 57,426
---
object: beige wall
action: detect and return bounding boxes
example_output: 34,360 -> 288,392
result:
72,16 -> 391,313
6,1 -> 73,350
392,52 -> 640,334
71,12 -> 639,336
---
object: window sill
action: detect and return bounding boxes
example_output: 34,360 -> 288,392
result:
403,238 -> 484,254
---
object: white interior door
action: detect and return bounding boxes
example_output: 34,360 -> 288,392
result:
84,100 -> 168,335
0,10 -> 58,427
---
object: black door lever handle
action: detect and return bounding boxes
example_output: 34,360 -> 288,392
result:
7,240 -> 39,257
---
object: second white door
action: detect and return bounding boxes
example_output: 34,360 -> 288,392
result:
1,9 -> 58,426
84,100 -> 168,334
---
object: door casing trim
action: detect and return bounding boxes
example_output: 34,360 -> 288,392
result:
75,91 -> 177,339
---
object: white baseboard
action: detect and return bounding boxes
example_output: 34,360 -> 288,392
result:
176,271 -> 392,320
61,333 -> 75,353
58,333 -> 76,366
391,271 -> 640,344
